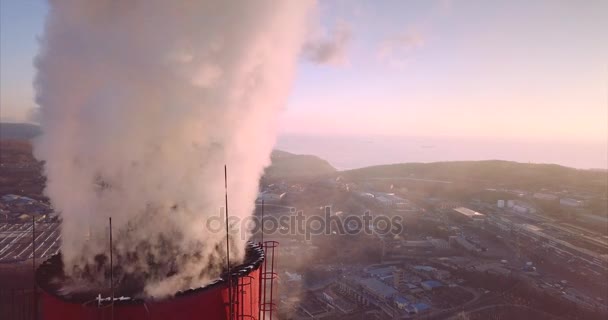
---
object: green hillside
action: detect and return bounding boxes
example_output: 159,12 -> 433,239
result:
264,150 -> 336,178
343,160 -> 608,193
0,122 -> 41,140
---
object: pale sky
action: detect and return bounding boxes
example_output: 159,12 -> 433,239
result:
2,0 -> 607,145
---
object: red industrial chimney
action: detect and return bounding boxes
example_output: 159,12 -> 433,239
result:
36,241 -> 278,320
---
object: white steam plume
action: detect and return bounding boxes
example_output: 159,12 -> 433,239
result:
33,0 -> 315,297
303,21 -> 352,66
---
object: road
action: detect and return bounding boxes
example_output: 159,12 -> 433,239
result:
443,303 -> 563,320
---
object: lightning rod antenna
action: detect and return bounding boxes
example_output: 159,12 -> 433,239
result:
224,165 -> 233,320
109,217 -> 114,320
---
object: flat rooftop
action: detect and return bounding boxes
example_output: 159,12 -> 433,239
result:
453,207 -> 484,218
358,277 -> 398,299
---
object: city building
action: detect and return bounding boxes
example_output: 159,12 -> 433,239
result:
256,191 -> 285,203
511,201 -> 537,214
514,224 -> 608,272
433,269 -> 451,280
487,216 -> 513,232
413,265 -> 436,273
449,236 -> 481,253
534,193 -> 558,201
413,302 -> 430,313
1,194 -> 37,205
394,296 -> 410,310
576,213 -> 608,225
372,192 -> 416,211
366,266 -> 395,278
429,238 -> 449,249
560,198 -> 584,208
336,280 -> 371,306
322,290 -> 356,314
421,280 -> 444,291
393,268 -> 422,290
358,278 -> 399,300
436,200 -> 462,211
299,294 -> 331,318
452,207 -> 485,223
284,271 -> 302,283
374,193 -> 407,207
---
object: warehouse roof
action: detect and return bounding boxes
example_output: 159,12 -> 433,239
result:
454,207 -> 484,218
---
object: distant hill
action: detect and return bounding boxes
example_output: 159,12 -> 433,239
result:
0,123 -> 41,140
343,160 -> 608,193
264,150 -> 336,178
1,123 -> 602,193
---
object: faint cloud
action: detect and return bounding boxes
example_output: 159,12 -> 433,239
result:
377,30 -> 425,69
352,5 -> 364,18
27,107 -> 41,124
192,63 -> 223,88
0,105 -> 39,123
438,0 -> 454,14
303,21 -> 352,66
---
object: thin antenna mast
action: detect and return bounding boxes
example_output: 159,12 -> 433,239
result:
258,200 -> 264,320
224,165 -> 233,320
109,217 -> 114,320
32,216 -> 37,320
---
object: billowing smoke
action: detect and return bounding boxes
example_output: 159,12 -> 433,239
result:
303,21 -> 352,66
33,0 -> 315,297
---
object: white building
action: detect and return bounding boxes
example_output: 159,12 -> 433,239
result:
511,201 -> 537,214
374,192 -> 411,209
256,191 -> 285,203
497,200 -> 505,208
429,238 -> 449,249
394,296 -> 409,310
560,198 -> 583,208
534,193 -> 558,201
452,207 -> 485,222
284,271 -> 302,282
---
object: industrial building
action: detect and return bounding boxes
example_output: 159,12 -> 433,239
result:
299,294 -> 331,318
511,201 -> 537,214
421,280 -> 444,291
449,235 -> 481,253
486,216 -> 608,273
393,268 -> 422,290
452,207 -> 485,223
560,198 -> 584,208
394,296 -> 409,309
515,224 -> 608,271
321,289 -> 356,314
366,266 -> 395,278
358,278 -> 398,300
533,193 -> 558,201
372,192 -> 417,211
256,191 -> 285,203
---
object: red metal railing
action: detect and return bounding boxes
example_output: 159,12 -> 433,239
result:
258,241 -> 278,320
